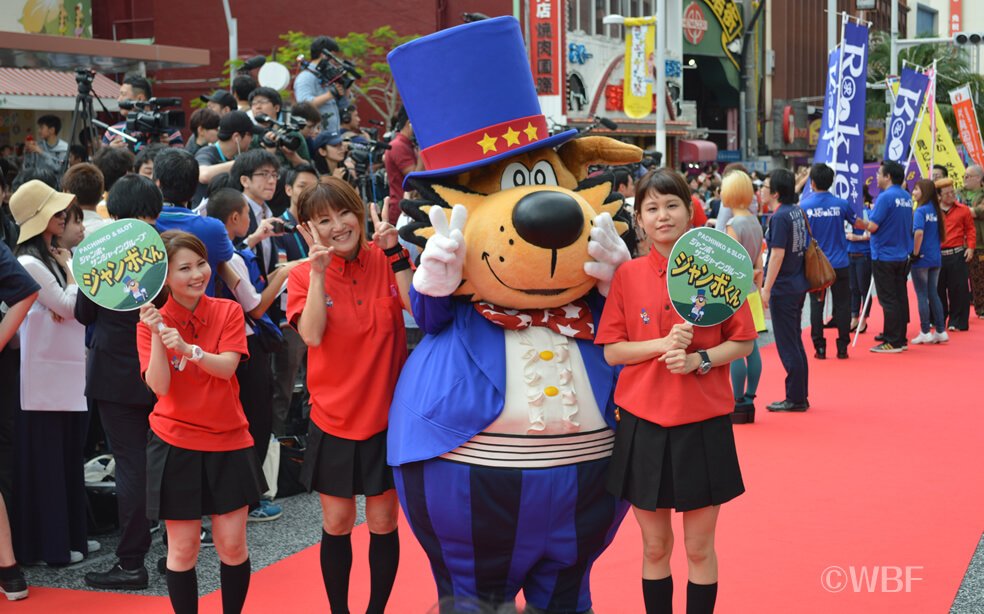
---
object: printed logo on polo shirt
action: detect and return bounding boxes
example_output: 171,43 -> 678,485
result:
807,207 -> 843,218
325,294 -> 333,307
640,308 -> 650,324
170,355 -> 183,371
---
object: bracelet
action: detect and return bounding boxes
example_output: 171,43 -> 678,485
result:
391,257 -> 412,273
383,245 -> 407,257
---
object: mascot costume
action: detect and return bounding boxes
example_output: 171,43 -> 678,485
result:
387,17 -> 642,613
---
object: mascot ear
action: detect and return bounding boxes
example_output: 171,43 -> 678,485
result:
557,137 -> 643,183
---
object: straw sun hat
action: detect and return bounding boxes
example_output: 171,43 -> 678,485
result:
9,180 -> 77,244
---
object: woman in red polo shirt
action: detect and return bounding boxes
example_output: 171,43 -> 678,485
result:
138,231 -> 265,614
286,177 -> 411,614
596,169 -> 756,614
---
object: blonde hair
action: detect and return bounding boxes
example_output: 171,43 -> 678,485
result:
721,170 -> 754,209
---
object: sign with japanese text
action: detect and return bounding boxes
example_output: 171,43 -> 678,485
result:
884,68 -> 930,163
667,228 -> 753,327
950,0 -> 962,37
828,21 -> 868,217
702,0 -> 743,70
949,84 -> 984,169
623,17 -> 656,119
805,47 -> 842,202
529,0 -> 564,96
898,76 -> 966,191
72,219 -> 167,311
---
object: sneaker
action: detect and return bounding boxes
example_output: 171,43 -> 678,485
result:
247,500 -> 283,522
0,566 -> 28,601
870,342 -> 903,353
933,330 -> 950,343
69,551 -> 83,564
87,539 -> 101,554
910,332 -> 935,345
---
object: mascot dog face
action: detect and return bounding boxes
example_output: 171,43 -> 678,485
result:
401,136 -> 642,310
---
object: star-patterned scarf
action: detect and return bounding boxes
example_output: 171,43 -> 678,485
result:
474,300 -> 595,340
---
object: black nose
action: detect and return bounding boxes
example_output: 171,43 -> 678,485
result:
511,191 -> 584,250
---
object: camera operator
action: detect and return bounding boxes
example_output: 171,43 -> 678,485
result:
192,110 -> 265,206
101,76 -> 183,149
383,105 -> 424,225
248,87 -> 310,169
200,89 -> 237,117
293,36 -> 350,134
339,104 -> 372,143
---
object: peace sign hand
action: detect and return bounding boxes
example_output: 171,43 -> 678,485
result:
583,212 -> 631,297
413,204 -> 468,298
305,220 -> 334,275
370,197 -> 399,251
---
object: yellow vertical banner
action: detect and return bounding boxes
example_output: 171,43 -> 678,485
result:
893,78 -> 966,190
623,17 -> 656,119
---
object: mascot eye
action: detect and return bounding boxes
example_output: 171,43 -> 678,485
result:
501,162 -> 531,190
530,161 -> 558,186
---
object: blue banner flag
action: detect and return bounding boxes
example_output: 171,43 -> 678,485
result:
884,67 -> 930,162
805,46 -> 843,202
828,22 -> 869,216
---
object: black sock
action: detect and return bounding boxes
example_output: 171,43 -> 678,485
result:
320,531 -> 352,614
0,564 -> 21,581
643,576 -> 673,614
686,581 -> 717,614
220,558 -> 251,614
165,567 -> 199,614
366,529 -> 400,614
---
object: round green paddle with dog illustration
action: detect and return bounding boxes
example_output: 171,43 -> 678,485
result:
72,219 -> 168,311
667,228 -> 754,327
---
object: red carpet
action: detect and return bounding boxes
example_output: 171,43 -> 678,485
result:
28,295 -> 983,613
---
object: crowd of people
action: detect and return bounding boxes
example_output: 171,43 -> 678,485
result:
0,36 -> 982,614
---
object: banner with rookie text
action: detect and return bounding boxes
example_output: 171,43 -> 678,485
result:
949,84 -> 984,170
827,21 -> 869,217
884,68 -> 930,163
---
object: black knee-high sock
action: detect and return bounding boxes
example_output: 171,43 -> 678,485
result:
166,567 -> 199,614
320,531 -> 352,614
686,581 -> 717,614
643,576 -> 673,614
366,529 -> 400,614
220,558 -> 251,614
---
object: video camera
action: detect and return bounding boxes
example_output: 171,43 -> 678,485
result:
299,50 -> 362,99
253,114 -> 304,151
75,68 -> 95,96
120,98 -> 185,141
346,138 -> 390,175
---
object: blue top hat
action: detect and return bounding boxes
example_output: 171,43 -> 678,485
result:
388,16 -> 578,187
696,289 -> 706,297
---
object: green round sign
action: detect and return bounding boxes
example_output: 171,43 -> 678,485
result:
667,228 -> 754,327
72,219 -> 167,311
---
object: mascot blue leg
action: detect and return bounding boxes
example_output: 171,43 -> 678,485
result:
395,459 -> 629,613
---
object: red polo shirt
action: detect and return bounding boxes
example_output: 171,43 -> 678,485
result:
137,295 -> 252,452
287,243 -> 407,440
595,248 -> 757,427
940,203 -> 977,250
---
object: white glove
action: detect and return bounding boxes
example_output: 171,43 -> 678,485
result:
583,212 -> 630,297
413,204 -> 468,297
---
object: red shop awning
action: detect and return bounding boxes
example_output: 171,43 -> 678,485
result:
679,139 -> 718,163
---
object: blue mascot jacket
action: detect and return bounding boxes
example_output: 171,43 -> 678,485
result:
387,286 -> 620,466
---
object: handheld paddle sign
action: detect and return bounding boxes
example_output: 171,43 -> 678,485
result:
667,228 -> 754,327
72,219 -> 167,311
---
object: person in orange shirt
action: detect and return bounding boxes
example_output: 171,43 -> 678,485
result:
286,177 -> 412,614
137,231 -> 265,614
935,178 -> 976,330
596,169 -> 756,614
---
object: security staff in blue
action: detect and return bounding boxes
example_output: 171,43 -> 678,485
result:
868,160 -> 914,353
385,17 -> 641,614
800,163 -> 870,359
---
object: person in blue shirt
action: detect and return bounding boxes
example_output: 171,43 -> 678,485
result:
800,163 -> 870,360
760,169 -> 811,412
847,185 -> 874,333
868,160 -> 914,353
151,148 -> 240,297
909,178 -> 948,345
293,36 -> 351,135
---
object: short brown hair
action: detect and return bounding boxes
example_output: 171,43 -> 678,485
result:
189,107 -> 220,135
61,163 -> 104,206
297,176 -> 368,251
160,230 -> 208,262
634,168 -> 693,219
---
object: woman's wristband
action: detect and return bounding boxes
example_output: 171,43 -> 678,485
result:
385,245 -> 412,273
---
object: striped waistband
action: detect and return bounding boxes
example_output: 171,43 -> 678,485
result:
941,247 -> 965,256
440,428 -> 615,469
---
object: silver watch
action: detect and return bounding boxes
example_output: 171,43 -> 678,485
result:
696,350 -> 712,375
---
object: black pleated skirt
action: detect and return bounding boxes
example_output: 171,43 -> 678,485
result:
605,410 -> 744,512
146,432 -> 267,520
300,422 -> 394,499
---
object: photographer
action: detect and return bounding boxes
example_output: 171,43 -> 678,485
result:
294,36 -> 350,134
102,76 -> 183,149
292,102 -> 323,153
248,87 -> 310,168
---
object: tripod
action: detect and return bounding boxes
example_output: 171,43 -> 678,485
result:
63,69 -> 128,172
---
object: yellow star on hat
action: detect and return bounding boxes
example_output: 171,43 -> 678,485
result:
477,133 -> 498,154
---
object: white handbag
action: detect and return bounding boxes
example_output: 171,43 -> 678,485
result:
19,308 -> 87,412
